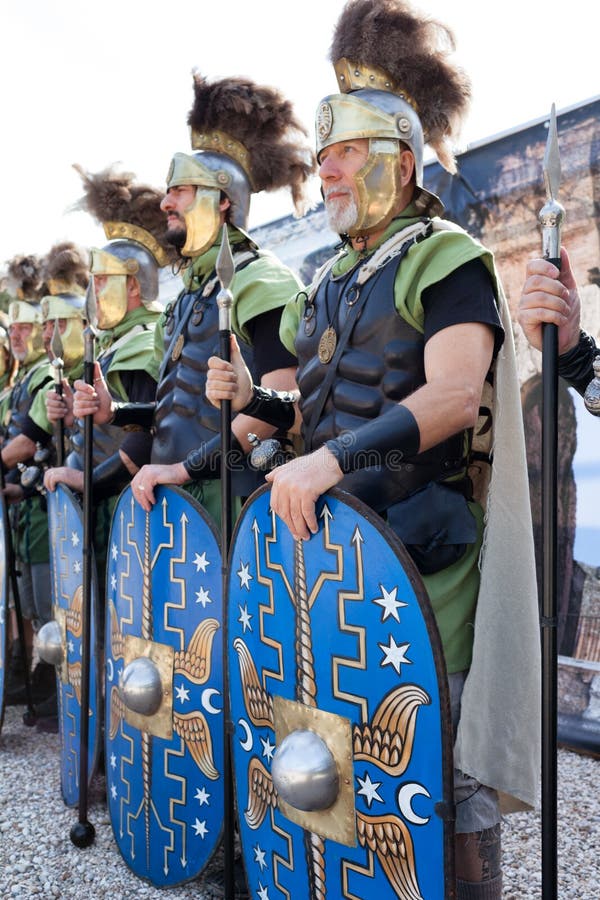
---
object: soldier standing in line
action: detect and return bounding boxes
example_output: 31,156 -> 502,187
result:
205,2 -> 541,897
43,167 -> 176,600
1,256 -> 55,713
74,73 -> 314,528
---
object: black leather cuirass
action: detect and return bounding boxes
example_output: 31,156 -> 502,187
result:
7,361 -> 52,446
295,251 -> 468,513
151,271 -> 259,496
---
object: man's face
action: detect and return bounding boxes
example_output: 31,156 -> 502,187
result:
161,185 -> 196,249
9,322 -> 33,361
319,138 -> 369,234
42,318 -> 67,354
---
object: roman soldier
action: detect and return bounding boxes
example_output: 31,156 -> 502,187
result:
206,3 -> 540,898
77,72 -> 314,527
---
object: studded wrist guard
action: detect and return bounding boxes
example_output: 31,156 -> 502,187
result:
239,385 -> 296,431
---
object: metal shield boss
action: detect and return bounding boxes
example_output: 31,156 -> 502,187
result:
45,485 -> 102,805
105,485 -> 224,886
0,497 -> 8,731
229,486 -> 454,900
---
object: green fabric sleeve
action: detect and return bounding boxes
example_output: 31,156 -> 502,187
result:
231,251 -> 303,346
392,226 -> 499,333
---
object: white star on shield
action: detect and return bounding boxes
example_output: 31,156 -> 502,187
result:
71,531 -> 79,547
356,771 -> 384,808
194,551 -> 209,573
193,818 -> 208,838
237,561 -> 252,590
373,584 -> 408,622
379,636 -> 412,674
254,844 -> 267,871
238,604 -> 252,632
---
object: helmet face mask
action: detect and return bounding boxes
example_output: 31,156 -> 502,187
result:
40,294 -> 85,368
316,88 -> 441,234
166,150 -> 250,255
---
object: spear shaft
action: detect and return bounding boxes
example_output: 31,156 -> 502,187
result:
538,104 -> 564,900
70,296 -> 97,848
216,225 -> 235,900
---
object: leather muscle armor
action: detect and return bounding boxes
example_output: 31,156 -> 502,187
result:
152,260 -> 259,496
7,361 -> 52,446
295,251 -> 469,513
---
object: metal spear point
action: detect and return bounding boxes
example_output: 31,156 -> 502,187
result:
50,321 -> 65,466
70,277 -> 98,850
539,104 -> 564,900
216,224 -> 236,900
216,223 -> 235,332
539,104 -> 565,264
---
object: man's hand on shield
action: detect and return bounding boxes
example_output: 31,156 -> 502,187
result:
130,463 -> 189,512
44,466 -> 84,494
265,445 -> 344,541
206,334 -> 254,412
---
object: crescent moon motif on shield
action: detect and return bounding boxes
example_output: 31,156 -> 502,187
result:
397,782 -> 431,826
106,658 -> 114,683
238,718 -> 253,752
201,688 -> 222,715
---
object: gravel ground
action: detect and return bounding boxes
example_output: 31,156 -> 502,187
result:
1,704 -> 598,899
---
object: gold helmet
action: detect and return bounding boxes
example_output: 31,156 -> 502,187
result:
40,242 -> 89,368
3,255 -> 45,365
165,72 -> 316,257
317,0 -> 471,235
73,165 -> 177,330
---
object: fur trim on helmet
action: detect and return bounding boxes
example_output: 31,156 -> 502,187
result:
2,254 -> 45,302
330,0 -> 471,172
188,73 -> 316,214
43,241 -> 89,295
72,165 -> 178,266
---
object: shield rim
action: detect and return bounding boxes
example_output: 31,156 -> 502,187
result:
104,482 -> 226,888
48,483 -> 103,806
226,482 -> 456,897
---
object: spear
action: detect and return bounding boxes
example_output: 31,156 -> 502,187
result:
70,281 -> 97,849
538,104 -> 564,900
216,225 -> 235,900
50,321 -> 65,467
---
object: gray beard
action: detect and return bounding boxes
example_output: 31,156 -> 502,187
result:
324,194 -> 358,235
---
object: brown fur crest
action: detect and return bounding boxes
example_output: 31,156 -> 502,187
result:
330,0 -> 471,171
188,73 -> 316,213
43,241 -> 89,293
2,254 -> 45,302
73,165 -> 177,264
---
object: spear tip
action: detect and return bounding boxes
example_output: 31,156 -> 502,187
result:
216,224 -> 235,291
543,103 -> 562,200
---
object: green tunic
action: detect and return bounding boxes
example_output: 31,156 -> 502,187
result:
280,212 -> 502,674
8,357 -> 54,565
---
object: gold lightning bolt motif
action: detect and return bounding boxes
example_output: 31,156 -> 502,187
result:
353,684 -> 430,776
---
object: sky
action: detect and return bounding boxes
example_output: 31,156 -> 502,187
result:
1,0 -> 597,262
